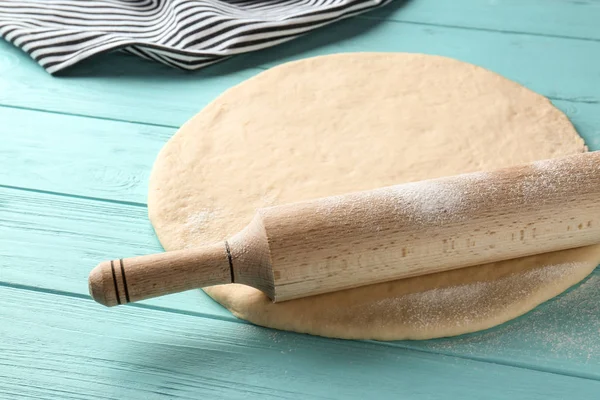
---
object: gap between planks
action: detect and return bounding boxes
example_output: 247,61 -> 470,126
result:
356,17 -> 600,44
1,261 -> 599,382
0,184 -> 147,209
1,12 -> 599,128
4,284 -> 599,399
0,92 -> 595,135
0,104 -> 181,130
0,281 -> 238,324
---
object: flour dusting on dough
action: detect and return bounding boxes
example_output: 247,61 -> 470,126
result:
184,209 -> 221,237
354,262 -> 586,330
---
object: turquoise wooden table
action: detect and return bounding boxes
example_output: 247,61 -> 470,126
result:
2,1 -> 600,398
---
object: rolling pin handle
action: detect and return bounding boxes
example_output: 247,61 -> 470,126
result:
88,242 -> 233,307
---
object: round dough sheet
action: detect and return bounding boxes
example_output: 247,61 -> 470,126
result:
148,53 -> 600,340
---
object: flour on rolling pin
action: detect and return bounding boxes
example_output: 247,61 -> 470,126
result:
316,153 -> 599,238
316,172 -> 491,228
524,155 -> 599,195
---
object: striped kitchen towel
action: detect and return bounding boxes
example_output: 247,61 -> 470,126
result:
0,0 -> 390,74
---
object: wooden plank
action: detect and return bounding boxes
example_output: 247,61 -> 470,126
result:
0,106 -> 171,203
0,40 -> 260,128
1,100 -> 599,204
1,5 -> 599,385
365,0 -> 600,40
1,285 -> 599,400
0,187 -> 230,317
1,14 -> 599,127
1,185 -> 599,378
2,1 -> 597,395
243,18 -> 600,104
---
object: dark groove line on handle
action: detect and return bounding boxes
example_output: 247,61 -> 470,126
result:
110,260 -> 121,305
119,258 -> 130,303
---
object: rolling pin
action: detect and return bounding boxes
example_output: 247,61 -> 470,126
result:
89,151 -> 600,307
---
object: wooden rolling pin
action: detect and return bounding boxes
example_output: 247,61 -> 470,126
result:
89,151 -> 600,307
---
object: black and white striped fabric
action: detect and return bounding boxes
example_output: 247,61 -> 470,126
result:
0,0 -> 390,74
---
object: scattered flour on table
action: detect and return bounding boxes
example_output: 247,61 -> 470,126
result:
423,271 -> 600,363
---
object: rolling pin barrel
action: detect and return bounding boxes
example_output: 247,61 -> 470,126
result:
262,151 -> 600,301
89,151 -> 600,307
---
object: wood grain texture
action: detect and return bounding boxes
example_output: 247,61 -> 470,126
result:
2,285 -> 600,400
243,17 -> 600,104
0,186 -> 230,316
93,151 -> 600,305
403,268 -> 600,379
1,101 -> 599,204
0,106 -> 170,203
0,41 -> 260,127
90,243 -> 232,307
365,0 -> 600,40
1,0 -> 600,397
258,152 -> 600,300
94,152 -> 600,307
0,6 -> 598,128
1,185 -> 599,378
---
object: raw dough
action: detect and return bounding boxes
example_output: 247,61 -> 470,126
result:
148,53 -> 600,340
